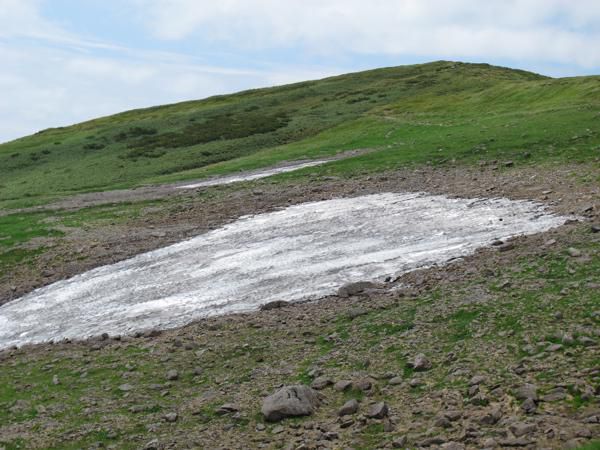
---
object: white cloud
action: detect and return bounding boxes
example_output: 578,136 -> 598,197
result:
0,1 -> 339,143
136,0 -> 600,67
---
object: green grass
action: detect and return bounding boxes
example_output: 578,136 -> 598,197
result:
577,442 -> 600,450
2,61 -> 599,209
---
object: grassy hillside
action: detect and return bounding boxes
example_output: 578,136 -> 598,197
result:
2,61 -> 599,209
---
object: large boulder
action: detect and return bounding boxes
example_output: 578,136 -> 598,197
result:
261,385 -> 321,422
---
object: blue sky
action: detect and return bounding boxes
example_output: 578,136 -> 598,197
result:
1,0 -> 599,143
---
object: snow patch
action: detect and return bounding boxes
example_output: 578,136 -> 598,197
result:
0,192 -> 567,349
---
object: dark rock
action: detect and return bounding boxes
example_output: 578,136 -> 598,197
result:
261,385 -> 320,422
366,402 -> 389,419
337,281 -> 378,298
143,439 -> 160,450
392,436 -> 408,448
216,403 -> 239,415
443,410 -> 462,421
434,415 -> 452,428
521,398 -> 537,414
497,242 -> 515,252
260,300 -> 289,311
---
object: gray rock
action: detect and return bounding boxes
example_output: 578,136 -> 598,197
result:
392,436 -> 408,448
476,407 -> 502,425
498,437 -> 534,447
497,242 -> 515,252
567,247 -> 582,257
521,397 -> 537,414
469,375 -> 486,386
165,369 -> 179,381
311,376 -> 333,390
409,353 -> 432,371
510,422 -> 536,437
338,399 -> 359,416
260,300 -> 289,311
118,383 -> 134,392
333,380 -> 352,392
346,307 -> 369,320
409,378 -> 423,388
515,383 -> 538,401
353,378 -> 373,391
434,415 -> 452,428
261,385 -> 320,422
366,402 -> 389,419
542,388 -> 567,402
337,281 -> 378,298
388,376 -> 403,385
441,443 -> 465,450
578,336 -> 595,346
444,410 -> 462,421
163,412 -> 178,423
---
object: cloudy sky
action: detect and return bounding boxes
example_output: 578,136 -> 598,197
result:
1,0 -> 599,143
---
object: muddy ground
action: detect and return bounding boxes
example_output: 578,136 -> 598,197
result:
0,162 -> 599,449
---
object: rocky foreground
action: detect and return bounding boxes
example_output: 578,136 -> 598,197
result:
0,165 -> 599,449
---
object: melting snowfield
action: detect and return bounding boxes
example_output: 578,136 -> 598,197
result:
0,193 -> 567,349
176,160 -> 328,189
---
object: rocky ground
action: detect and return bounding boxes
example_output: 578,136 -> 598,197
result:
0,162 -> 599,449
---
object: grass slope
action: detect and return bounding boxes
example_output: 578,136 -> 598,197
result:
2,61 -> 599,209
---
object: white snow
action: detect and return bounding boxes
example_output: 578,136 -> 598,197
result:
176,160 -> 328,189
0,192 -> 567,349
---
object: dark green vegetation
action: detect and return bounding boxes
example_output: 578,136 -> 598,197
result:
1,61 -> 599,209
1,225 -> 598,448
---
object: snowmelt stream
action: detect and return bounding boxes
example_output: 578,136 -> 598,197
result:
0,192 -> 567,349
